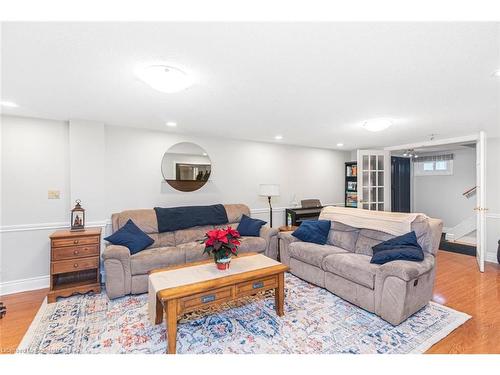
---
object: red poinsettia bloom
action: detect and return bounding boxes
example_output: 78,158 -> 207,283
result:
230,239 -> 240,246
226,226 -> 241,238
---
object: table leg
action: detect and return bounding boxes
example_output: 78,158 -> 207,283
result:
166,299 -> 178,354
155,294 -> 163,324
275,272 -> 285,317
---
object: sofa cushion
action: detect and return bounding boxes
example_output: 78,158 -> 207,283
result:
327,221 -> 360,252
289,242 -> 348,268
292,220 -> 331,245
354,229 -> 394,256
322,253 -> 380,289
237,215 -> 267,237
371,231 -> 424,265
130,246 -> 185,275
177,242 -> 211,263
224,204 -> 251,223
113,209 -> 158,234
238,236 -> 267,253
105,219 -> 154,255
174,225 -> 214,245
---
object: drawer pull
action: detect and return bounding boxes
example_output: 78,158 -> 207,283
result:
74,250 -> 79,255
201,295 -> 215,303
73,263 -> 79,268
74,240 -> 79,244
252,281 -> 264,289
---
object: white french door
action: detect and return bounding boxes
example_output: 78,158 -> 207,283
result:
357,150 -> 391,211
475,131 -> 486,272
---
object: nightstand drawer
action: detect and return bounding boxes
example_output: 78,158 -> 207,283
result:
178,286 -> 233,313
52,257 -> 99,274
52,244 -> 99,260
236,276 -> 277,297
52,236 -> 99,248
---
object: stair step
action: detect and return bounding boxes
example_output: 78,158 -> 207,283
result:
439,233 -> 476,257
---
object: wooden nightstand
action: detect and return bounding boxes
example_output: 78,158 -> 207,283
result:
48,228 -> 102,303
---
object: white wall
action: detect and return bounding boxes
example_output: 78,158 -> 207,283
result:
0,115 -> 349,293
413,148 -> 476,229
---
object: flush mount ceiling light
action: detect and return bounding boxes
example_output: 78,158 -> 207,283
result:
1,100 -> 18,108
136,65 -> 193,93
336,143 -> 344,147
274,135 -> 283,140
362,118 -> 393,132
166,121 -> 177,127
493,69 -> 500,78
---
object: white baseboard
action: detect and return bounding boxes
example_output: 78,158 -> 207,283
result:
486,252 -> 499,264
0,275 -> 50,296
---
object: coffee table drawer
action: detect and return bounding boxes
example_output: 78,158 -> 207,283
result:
179,286 -> 233,313
236,276 -> 278,297
52,257 -> 99,274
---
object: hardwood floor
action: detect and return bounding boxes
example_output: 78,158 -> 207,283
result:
0,250 -> 498,354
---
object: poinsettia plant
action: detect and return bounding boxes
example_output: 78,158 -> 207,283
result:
200,227 -> 241,262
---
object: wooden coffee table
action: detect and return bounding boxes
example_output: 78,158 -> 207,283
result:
148,253 -> 289,354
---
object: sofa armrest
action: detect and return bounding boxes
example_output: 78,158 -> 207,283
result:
102,244 -> 131,263
260,226 -> 279,259
278,231 -> 300,266
376,253 -> 435,282
102,244 -> 132,299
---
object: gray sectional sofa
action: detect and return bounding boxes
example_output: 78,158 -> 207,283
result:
279,211 -> 443,325
103,204 -> 278,299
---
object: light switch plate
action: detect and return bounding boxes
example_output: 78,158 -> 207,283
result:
48,190 -> 60,199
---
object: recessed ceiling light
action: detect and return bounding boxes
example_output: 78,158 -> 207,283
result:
202,152 -> 208,156
166,122 -> 177,127
493,69 -> 500,77
336,143 -> 344,147
136,65 -> 193,93
1,100 -> 18,108
274,135 -> 283,140
363,118 -> 393,132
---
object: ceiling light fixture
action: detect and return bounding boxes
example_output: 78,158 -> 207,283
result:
336,143 -> 344,147
362,118 -> 393,132
1,100 -> 18,108
136,65 -> 193,93
274,135 -> 283,140
492,69 -> 500,77
166,122 -> 177,127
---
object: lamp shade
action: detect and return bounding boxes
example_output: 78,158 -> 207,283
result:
259,184 -> 280,197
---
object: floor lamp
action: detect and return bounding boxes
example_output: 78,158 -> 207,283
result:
259,184 -> 280,228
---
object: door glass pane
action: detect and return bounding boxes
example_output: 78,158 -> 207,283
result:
424,162 -> 434,171
363,187 -> 369,200
378,155 -> 384,171
370,203 -> 377,211
362,172 -> 369,187
370,172 -> 376,186
377,187 -> 384,202
363,203 -> 369,210
377,171 -> 384,186
363,155 -> 369,170
370,187 -> 376,203
378,203 -> 384,211
370,155 -> 376,170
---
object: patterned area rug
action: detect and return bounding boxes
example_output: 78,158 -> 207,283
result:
18,274 -> 470,354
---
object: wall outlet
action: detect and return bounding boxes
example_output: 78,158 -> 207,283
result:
48,190 -> 60,199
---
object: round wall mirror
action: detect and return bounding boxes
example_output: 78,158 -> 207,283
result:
161,142 -> 211,192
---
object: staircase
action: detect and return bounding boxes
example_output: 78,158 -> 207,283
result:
441,215 -> 476,256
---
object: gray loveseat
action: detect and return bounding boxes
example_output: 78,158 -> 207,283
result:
103,204 -> 278,299
279,209 -> 443,325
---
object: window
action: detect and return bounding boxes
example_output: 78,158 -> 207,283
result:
413,154 -> 454,176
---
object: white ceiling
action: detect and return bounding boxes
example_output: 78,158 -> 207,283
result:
1,22 -> 499,150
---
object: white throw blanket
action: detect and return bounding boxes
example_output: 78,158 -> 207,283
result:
319,206 -> 427,236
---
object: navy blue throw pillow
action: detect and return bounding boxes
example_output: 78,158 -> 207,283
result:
237,214 -> 267,237
292,220 -> 331,245
370,231 -> 424,264
104,219 -> 154,255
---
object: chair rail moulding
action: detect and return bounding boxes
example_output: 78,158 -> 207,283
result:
0,220 -> 110,233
